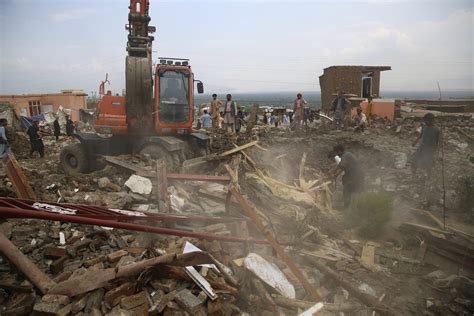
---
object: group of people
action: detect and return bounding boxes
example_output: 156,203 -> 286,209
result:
329,91 -> 375,132
22,115 -> 75,159
200,94 -> 246,133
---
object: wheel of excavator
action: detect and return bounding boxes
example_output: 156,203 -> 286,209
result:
139,144 -> 181,171
60,143 -> 90,175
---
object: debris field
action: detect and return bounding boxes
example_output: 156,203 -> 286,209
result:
0,112 -> 473,316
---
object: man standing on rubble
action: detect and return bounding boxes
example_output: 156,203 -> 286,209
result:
53,117 -> 61,141
210,94 -> 223,129
293,93 -> 306,127
331,91 -> 351,127
410,113 -> 441,177
0,119 -> 8,159
27,120 -> 45,158
235,107 -> 245,133
66,116 -> 74,137
365,96 -> 374,126
329,144 -> 364,208
223,94 -> 237,133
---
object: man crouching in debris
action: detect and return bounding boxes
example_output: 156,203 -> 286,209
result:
352,108 -> 367,132
410,113 -> 441,178
328,145 -> 364,208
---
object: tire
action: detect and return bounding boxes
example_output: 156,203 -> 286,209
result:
139,144 -> 180,171
60,144 -> 90,175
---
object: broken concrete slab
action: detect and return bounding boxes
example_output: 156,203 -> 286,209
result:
124,175 -> 152,196
243,253 -> 295,299
174,289 -> 204,314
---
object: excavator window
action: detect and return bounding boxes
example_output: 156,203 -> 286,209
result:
158,69 -> 190,124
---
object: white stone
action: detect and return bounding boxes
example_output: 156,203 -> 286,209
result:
394,152 -> 407,169
124,175 -> 152,196
243,252 -> 295,299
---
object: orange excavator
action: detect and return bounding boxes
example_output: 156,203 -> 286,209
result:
60,0 -> 205,174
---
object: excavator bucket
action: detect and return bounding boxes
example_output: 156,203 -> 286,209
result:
125,56 -> 153,134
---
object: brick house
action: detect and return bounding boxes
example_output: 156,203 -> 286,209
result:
319,65 -> 391,110
0,90 -> 88,122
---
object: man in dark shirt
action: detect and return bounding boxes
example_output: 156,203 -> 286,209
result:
411,113 -> 441,177
53,117 -> 61,141
27,120 -> 45,158
330,91 -> 351,126
329,144 -> 364,208
66,116 -> 75,137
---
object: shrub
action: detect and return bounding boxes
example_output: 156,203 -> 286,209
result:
348,192 -> 393,238
456,174 -> 474,222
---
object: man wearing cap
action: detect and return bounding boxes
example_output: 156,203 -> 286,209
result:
210,94 -> 223,129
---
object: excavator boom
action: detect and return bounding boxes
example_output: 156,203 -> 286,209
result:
125,0 -> 155,134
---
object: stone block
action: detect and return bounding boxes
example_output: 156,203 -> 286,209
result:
104,282 -> 135,307
44,246 -> 67,259
120,291 -> 147,310
107,250 -> 128,263
174,289 -> 203,314
33,294 -> 70,315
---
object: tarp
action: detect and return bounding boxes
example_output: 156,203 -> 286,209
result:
20,114 -> 45,129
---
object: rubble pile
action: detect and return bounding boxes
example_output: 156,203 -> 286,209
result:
208,126 -> 271,155
0,114 -> 473,315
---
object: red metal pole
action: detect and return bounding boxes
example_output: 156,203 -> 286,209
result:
0,207 -> 267,244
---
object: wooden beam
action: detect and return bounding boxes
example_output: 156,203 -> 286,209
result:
218,140 -> 259,158
229,187 -> 321,301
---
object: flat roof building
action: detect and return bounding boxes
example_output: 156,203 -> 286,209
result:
319,65 -> 391,110
0,90 -> 88,122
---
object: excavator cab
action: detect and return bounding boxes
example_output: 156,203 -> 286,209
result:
154,58 -> 203,135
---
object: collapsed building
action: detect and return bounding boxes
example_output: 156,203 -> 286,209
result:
0,110 -> 473,315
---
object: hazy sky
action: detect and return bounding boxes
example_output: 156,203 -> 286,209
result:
0,0 -> 473,95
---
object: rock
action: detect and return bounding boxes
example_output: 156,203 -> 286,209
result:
44,246 -> 67,259
129,192 -> 149,203
358,283 -> 377,297
107,250 -> 128,262
120,291 -> 147,310
124,175 -> 152,196
33,294 -> 70,315
394,152 -> 407,169
104,282 -> 135,307
98,177 -> 121,192
243,252 -> 295,299
116,255 -> 136,267
424,270 -> 447,281
174,289 -> 204,314
102,192 -> 133,209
